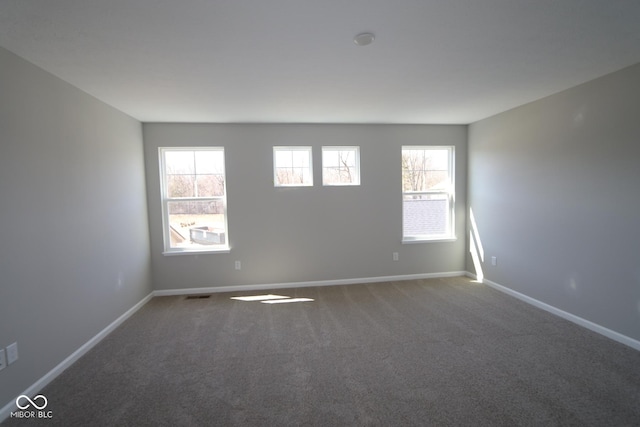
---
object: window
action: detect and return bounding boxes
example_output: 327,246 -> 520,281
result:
159,148 -> 229,253
322,146 -> 360,186
402,146 -> 454,241
273,146 -> 313,186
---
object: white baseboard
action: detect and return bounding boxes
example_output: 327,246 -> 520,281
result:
465,272 -> 640,351
152,271 -> 468,297
0,292 -> 154,423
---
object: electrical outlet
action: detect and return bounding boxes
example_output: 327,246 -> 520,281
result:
0,348 -> 6,371
234,260 -> 241,270
491,256 -> 497,266
393,252 -> 399,261
6,342 -> 18,365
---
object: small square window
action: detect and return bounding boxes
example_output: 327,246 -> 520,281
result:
322,146 -> 360,186
273,146 -> 313,187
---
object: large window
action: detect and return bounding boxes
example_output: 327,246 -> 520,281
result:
401,146 -> 455,241
159,148 -> 229,253
273,146 -> 313,187
322,146 -> 360,186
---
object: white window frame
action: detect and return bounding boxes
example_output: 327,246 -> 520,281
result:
401,146 -> 455,242
159,147 -> 230,255
322,146 -> 361,186
273,146 -> 313,187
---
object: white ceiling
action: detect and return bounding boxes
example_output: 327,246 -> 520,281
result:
1,0 -> 640,124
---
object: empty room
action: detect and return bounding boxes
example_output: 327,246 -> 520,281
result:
1,1 -> 640,426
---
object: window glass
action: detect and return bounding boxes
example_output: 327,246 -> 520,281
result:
322,146 -> 360,186
273,147 -> 313,186
402,146 -> 454,241
160,148 -> 229,253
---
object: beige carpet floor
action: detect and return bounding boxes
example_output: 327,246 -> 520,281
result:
4,276 -> 640,426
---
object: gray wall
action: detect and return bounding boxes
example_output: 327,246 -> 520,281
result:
0,47 -> 152,408
143,124 -> 467,290
467,62 -> 640,341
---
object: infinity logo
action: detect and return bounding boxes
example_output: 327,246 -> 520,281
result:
16,395 -> 48,410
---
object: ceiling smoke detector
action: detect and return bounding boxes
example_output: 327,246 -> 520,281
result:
354,33 -> 375,46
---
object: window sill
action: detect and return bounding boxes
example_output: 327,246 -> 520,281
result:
402,237 -> 457,244
163,248 -> 231,256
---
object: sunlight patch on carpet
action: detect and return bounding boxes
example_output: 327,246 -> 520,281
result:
231,294 -> 314,304
260,298 -> 314,304
231,294 -> 290,301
